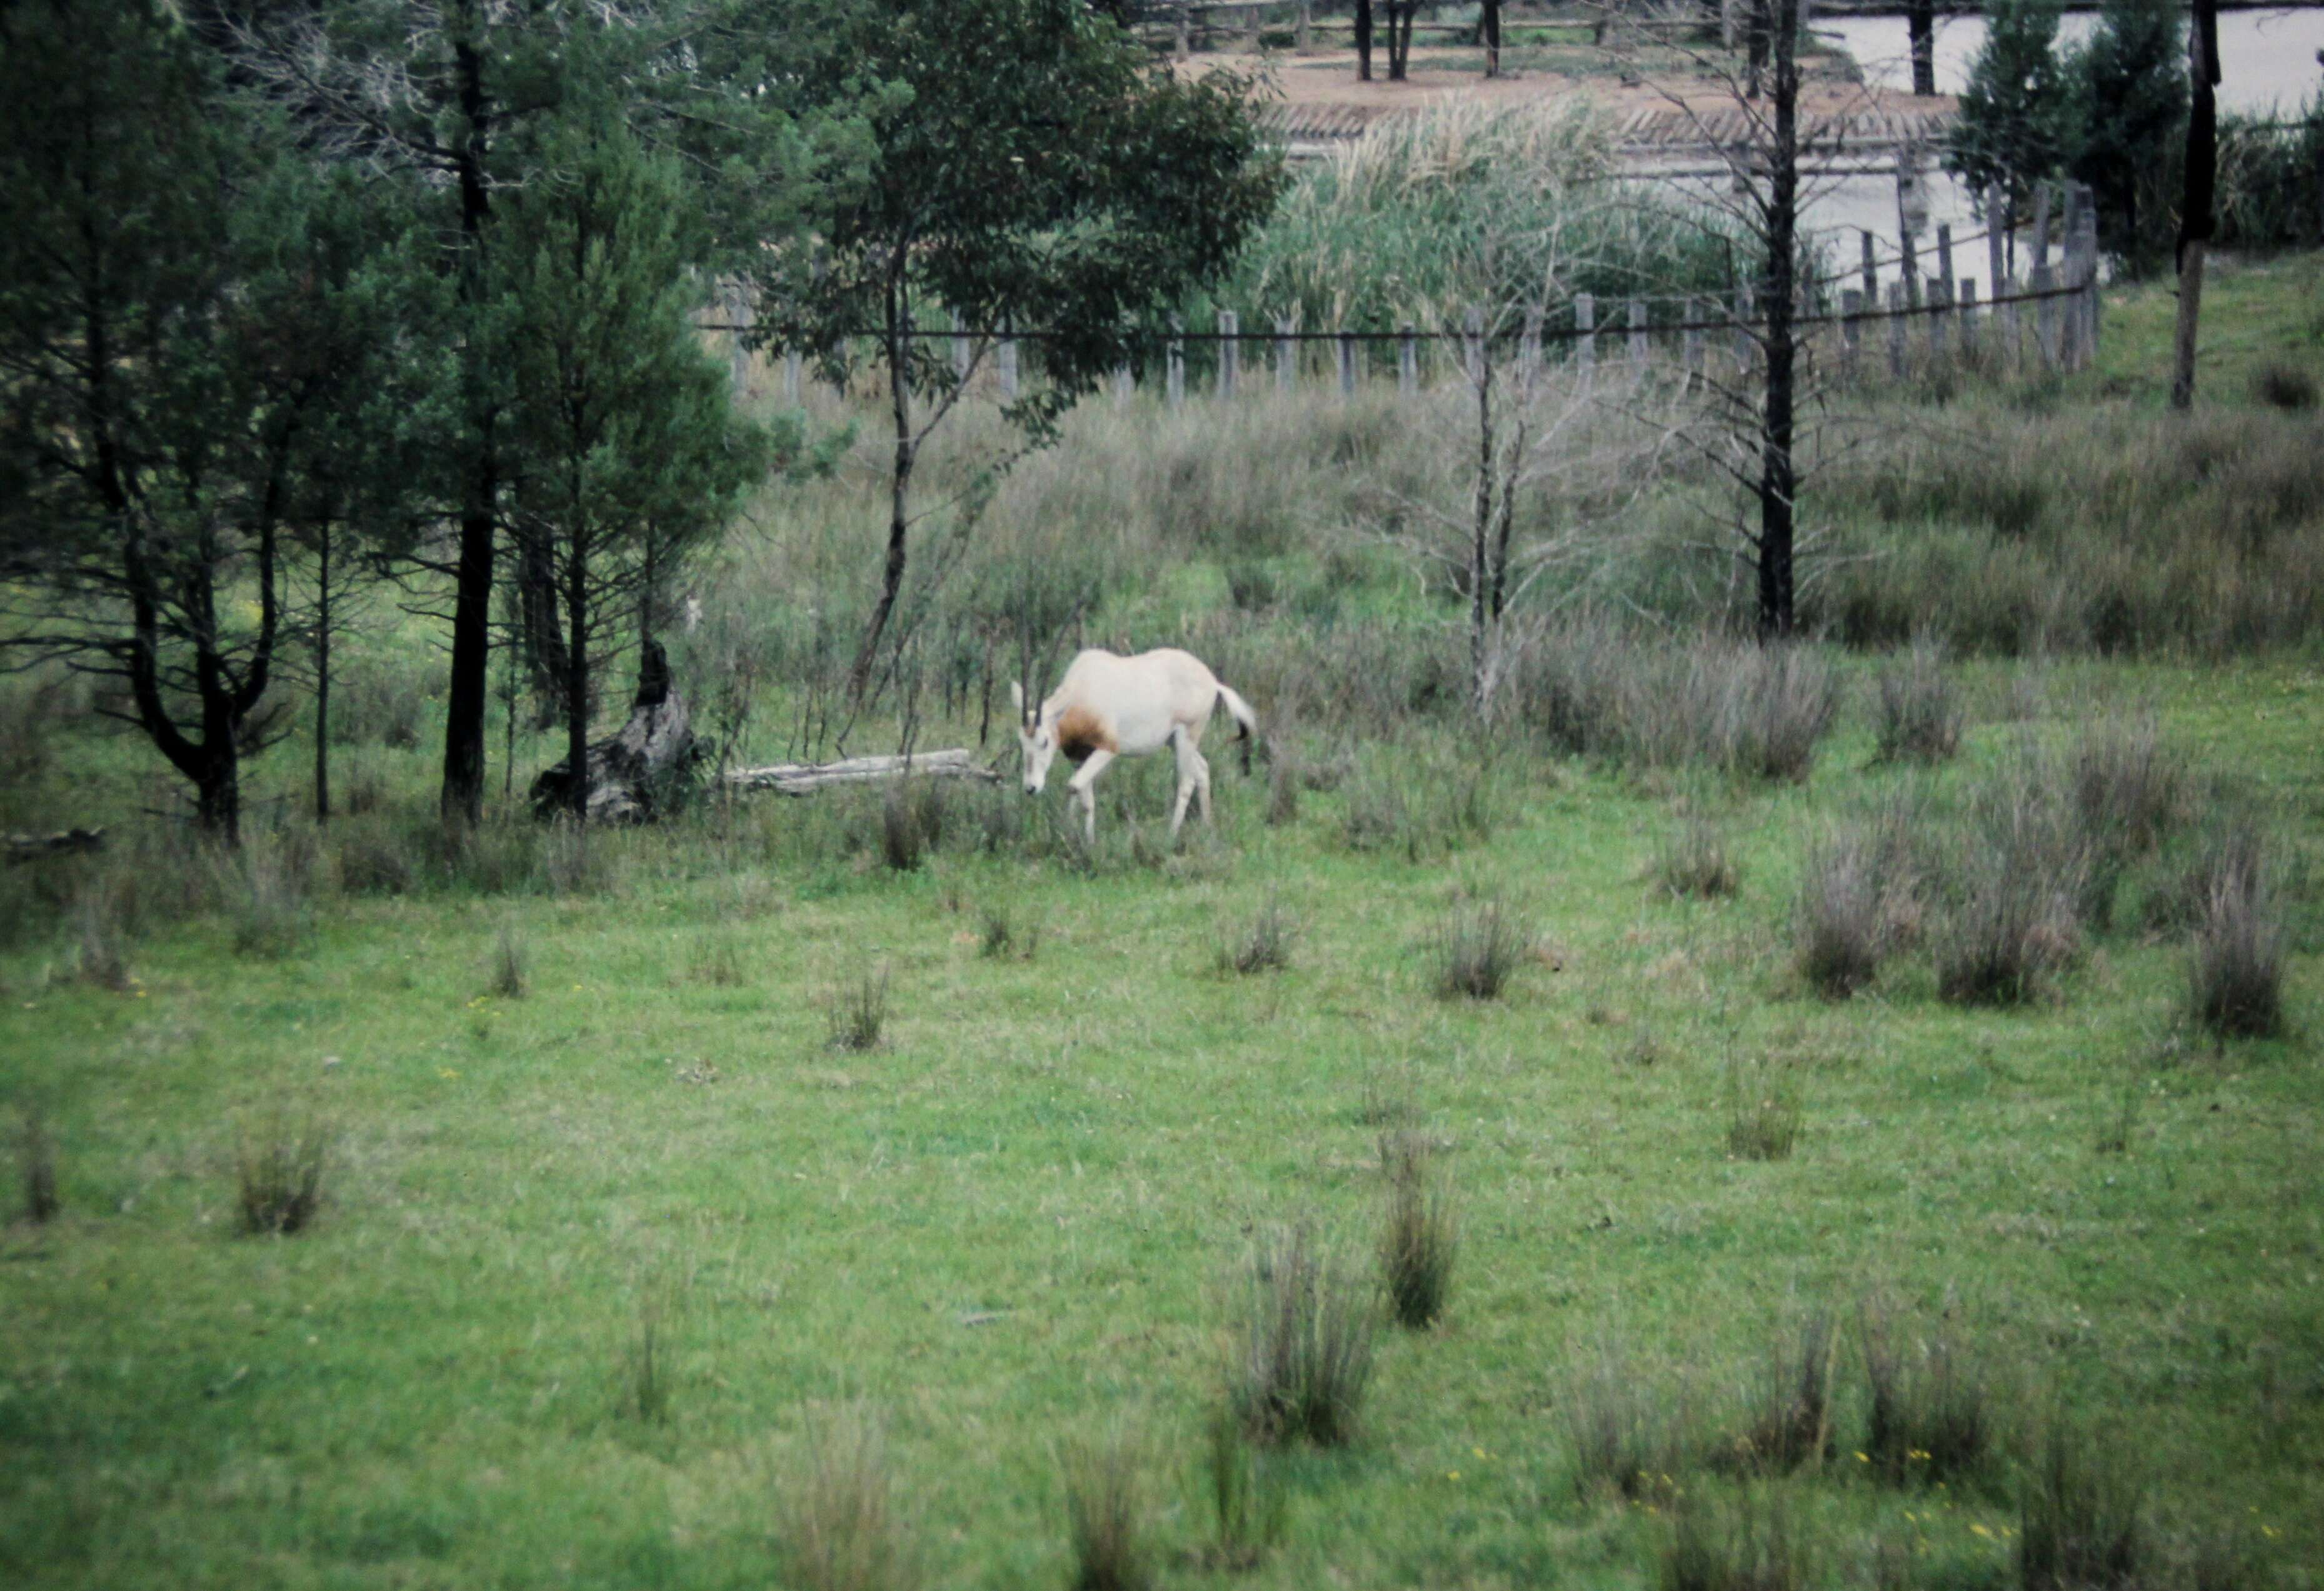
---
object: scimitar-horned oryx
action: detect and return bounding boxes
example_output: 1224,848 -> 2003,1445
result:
1013,647 -> 1257,844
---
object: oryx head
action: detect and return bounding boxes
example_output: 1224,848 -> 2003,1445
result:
1011,681 -> 1058,796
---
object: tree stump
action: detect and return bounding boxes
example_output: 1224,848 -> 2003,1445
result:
528,641 -> 703,823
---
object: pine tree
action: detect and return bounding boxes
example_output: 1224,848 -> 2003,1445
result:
1944,0 -> 2074,263
2067,0 -> 2186,267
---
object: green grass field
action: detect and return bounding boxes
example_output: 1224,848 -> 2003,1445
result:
6,264 -> 2323,1590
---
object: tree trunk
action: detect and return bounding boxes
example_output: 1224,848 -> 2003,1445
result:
2172,0 -> 2220,412
565,539 -> 589,825
1393,5 -> 1416,80
1470,349 -> 1492,707
1757,0 -> 1800,642
1356,0 -> 1372,80
849,278 -> 916,702
314,527 -> 331,822
440,30 -> 496,830
1482,0 -> 1501,77
1746,0 -> 1770,98
1907,0 -> 1935,97
516,524 -> 569,727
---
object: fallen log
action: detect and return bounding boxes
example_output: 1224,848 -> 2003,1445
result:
724,749 -> 1000,796
5,826 -> 105,864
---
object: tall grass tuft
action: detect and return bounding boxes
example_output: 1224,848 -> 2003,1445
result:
1377,1129 -> 1459,1330
1874,639 -> 1963,763
978,902 -> 1041,962
1660,1486 -> 1813,1591
1229,1223 -> 1376,1447
620,1294 -> 670,1424
489,919 -> 529,998
1655,817 -> 1740,900
1793,820 -> 1913,998
823,964 -> 889,1052
1217,892 -> 1297,975
1725,1058 -> 1801,1162
1193,1405 -> 1287,1572
233,1111 -> 333,1236
220,829 -> 320,957
1430,897 -> 1529,1000
781,1402 -> 921,1591
71,882 -> 131,990
1933,750 -> 2086,1005
2188,870 -> 2287,1040
1564,1340 -> 1692,1501
2016,1418 -> 2146,1591
1731,1313 -> 1835,1473
879,779 -> 950,872
1059,1425 -> 1153,1591
1858,1302 -> 1992,1488
19,1104 -> 59,1224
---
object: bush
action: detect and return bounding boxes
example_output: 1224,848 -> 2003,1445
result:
823,965 -> 889,1052
1229,1223 -> 1375,1447
1660,1485 -> 1813,1591
1873,639 -> 1963,763
782,1403 -> 921,1591
1655,817 -> 1740,900
2017,1418 -> 2146,1591
1859,1303 -> 1993,1488
336,822 -> 421,896
1192,1406 -> 1286,1572
1060,1426 -> 1152,1591
233,1111 -> 333,1236
1218,893 -> 1297,975
1726,1059 -> 1801,1162
1431,897 -> 1529,1000
1378,1130 -> 1458,1330
2188,870 -> 2286,1040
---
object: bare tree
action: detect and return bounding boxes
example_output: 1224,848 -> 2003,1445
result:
2171,0 -> 2221,411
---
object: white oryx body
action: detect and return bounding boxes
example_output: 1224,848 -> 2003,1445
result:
1014,647 -> 1257,843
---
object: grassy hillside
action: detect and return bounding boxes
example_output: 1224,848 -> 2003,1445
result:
4,262 -> 2323,1591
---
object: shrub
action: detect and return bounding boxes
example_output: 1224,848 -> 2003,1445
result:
782,1403 -> 921,1591
1655,817 -> 1740,900
1060,1425 -> 1153,1591
233,1111 -> 333,1235
2017,1418 -> 2146,1591
2188,870 -> 2286,1039
336,822 -> 421,896
1218,893 -> 1297,975
1726,1059 -> 1801,1162
19,1105 -> 59,1224
1193,1405 -> 1286,1572
1565,1341 -> 1691,1500
1229,1223 -> 1375,1447
1378,1130 -> 1458,1330
1726,646 -> 1843,783
823,965 -> 889,1052
2252,362 -> 2317,411
1731,1313 -> 1834,1473
1859,1304 -> 1992,1488
2139,813 -> 2269,934
1431,897 -> 1528,1000
1874,639 -> 1963,763
1660,1485 -> 1813,1591
489,920 -> 529,998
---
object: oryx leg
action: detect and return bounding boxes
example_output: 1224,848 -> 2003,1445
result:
1171,727 -> 1215,839
1066,748 -> 1115,845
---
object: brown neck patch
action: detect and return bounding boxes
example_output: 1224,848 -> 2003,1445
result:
1053,705 -> 1116,762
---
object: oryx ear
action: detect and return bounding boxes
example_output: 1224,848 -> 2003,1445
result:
1009,681 -> 1025,718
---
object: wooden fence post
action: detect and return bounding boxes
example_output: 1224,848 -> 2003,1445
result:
1398,322 -> 1417,394
2032,262 -> 2058,372
997,329 -> 1018,402
1628,298 -> 1648,371
2002,273 -> 2022,370
1296,0 -> 1311,50
1337,327 -> 1356,396
1985,187 -> 2007,309
1860,229 -> 1878,306
1958,279 -> 1979,358
1218,309 -> 1238,399
1167,316 -> 1185,409
1464,306 -> 1485,386
2057,187 -> 2083,369
1935,222 -> 1956,346
783,347 -> 801,405
1886,281 -> 1906,379
951,309 -> 970,384
2030,181 -> 2052,294
1840,287 -> 1862,379
1175,1 -> 1190,59
1575,293 -> 1596,383
1927,275 -> 1948,361
1520,306 -> 1542,398
1895,150 -> 1923,309
1113,363 -> 1133,405
726,281 -> 754,397
1276,317 -> 1295,393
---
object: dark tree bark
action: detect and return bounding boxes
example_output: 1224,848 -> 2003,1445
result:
1757,0 -> 1800,641
849,274 -> 916,701
2171,0 -> 2220,411
1746,0 -> 1770,97
564,523 -> 590,824
440,29 -> 499,829
1356,0 -> 1373,81
1388,2 -> 1416,81
1481,0 -> 1501,77
515,524 -> 571,726
314,525 -> 332,820
1908,0 -> 1936,97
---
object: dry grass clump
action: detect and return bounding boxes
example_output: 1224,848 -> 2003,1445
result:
1873,638 -> 1963,763
1932,751 -> 2087,1005
221,829 -> 321,957
1655,817 -> 1740,900
2188,869 -> 2287,1040
71,880 -> 133,990
1564,1342 -> 1693,1501
2016,1418 -> 2146,1591
1376,1129 -> 1458,1330
1660,1485 -> 1813,1591
1858,1303 -> 1993,1488
823,964 -> 889,1052
1228,1223 -> 1375,1447
879,779 -> 952,872
1725,1058 -> 1802,1162
1793,814 -> 1918,998
978,902 -> 1041,961
1729,1313 -> 1835,1473
781,1402 -> 921,1591
233,1110 -> 333,1236
1192,1406 -> 1287,1572
1430,897 -> 1530,1000
1217,892 -> 1297,975
1059,1425 -> 1153,1591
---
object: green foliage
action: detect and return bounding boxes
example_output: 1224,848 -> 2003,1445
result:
1945,0 -> 2074,228
2065,0 -> 2185,269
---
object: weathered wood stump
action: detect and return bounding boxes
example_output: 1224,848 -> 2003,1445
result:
529,641 -> 703,823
